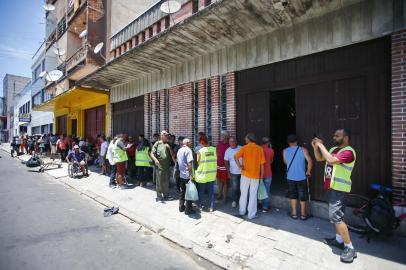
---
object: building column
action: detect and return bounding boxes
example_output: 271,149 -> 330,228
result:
391,30 -> 406,202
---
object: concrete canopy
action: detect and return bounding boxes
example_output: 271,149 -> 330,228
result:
78,0 -> 354,89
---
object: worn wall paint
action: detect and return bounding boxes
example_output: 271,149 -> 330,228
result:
110,0 -> 399,103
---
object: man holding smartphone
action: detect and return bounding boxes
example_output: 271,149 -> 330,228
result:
312,129 -> 357,263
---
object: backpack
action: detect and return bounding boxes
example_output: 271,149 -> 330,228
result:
365,197 -> 396,235
26,157 -> 41,168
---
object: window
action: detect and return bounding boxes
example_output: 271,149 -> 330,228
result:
156,91 -> 160,133
57,17 -> 67,37
148,94 -> 152,140
220,75 -> 227,131
165,89 -> 169,130
42,89 -> 53,102
42,59 -> 46,71
192,0 -> 199,13
32,92 -> 42,106
33,64 -> 41,82
164,17 -> 170,29
156,22 -> 161,34
192,82 -> 199,146
206,79 -> 212,144
148,27 -> 153,38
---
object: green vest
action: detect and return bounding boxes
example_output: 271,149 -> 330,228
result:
135,148 -> 151,167
195,146 -> 217,183
113,140 -> 128,163
325,146 -> 356,192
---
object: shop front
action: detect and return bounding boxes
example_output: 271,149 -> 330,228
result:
35,87 -> 109,142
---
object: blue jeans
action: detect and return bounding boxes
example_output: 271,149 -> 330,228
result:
230,173 -> 241,203
198,181 -> 215,209
261,177 -> 272,209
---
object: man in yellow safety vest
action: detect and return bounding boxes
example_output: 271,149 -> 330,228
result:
312,129 -> 357,263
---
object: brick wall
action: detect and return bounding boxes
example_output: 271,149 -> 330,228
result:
392,30 -> 406,202
144,72 -> 236,146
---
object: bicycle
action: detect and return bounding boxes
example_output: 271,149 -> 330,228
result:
344,183 -> 406,240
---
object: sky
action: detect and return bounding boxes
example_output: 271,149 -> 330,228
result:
0,0 -> 44,96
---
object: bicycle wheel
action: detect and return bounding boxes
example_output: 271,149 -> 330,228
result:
344,194 -> 371,233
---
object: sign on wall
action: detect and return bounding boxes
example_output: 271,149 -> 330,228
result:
19,113 -> 31,123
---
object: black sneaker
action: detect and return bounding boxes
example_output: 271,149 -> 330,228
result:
340,247 -> 357,263
323,237 -> 344,250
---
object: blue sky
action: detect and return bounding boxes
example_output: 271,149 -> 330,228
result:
0,0 -> 44,95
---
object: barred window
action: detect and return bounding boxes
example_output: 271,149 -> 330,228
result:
192,82 -> 199,146
156,92 -> 160,133
220,75 -> 227,131
206,79 -> 212,144
148,94 -> 152,140
165,89 -> 169,130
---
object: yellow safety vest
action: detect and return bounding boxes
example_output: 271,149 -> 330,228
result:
324,146 -> 356,193
195,146 -> 217,183
135,148 -> 152,167
113,140 -> 128,163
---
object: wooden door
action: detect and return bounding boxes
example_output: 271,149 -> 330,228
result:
85,105 -> 106,142
296,75 -> 389,200
237,91 -> 270,144
57,115 -> 67,135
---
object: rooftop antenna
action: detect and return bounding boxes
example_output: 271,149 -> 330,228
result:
40,70 -> 63,82
43,3 -> 55,11
93,42 -> 106,61
79,29 -> 87,38
160,1 -> 181,14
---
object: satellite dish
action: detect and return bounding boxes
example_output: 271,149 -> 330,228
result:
53,48 -> 66,56
39,71 -> 47,78
44,4 -> 55,11
94,42 -> 104,54
79,29 -> 87,38
46,70 -> 63,82
160,0 -> 181,14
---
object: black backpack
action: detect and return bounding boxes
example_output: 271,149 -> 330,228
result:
365,197 -> 396,235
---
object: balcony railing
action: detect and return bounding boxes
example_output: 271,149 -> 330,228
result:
66,45 -> 88,72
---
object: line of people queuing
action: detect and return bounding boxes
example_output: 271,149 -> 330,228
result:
12,127 -> 357,263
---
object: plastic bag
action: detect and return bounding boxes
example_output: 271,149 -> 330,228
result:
257,180 -> 268,200
185,181 -> 199,201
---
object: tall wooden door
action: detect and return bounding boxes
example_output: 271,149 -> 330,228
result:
112,96 -> 144,137
296,75 -> 389,200
57,115 -> 67,135
85,105 -> 106,142
237,91 -> 269,144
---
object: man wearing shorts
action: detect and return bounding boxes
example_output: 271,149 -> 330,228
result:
113,135 -> 129,189
283,134 -> 313,220
312,129 -> 357,263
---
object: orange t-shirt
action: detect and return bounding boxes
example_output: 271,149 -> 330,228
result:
235,142 -> 266,179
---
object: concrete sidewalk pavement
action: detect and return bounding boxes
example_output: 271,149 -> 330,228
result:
1,144 -> 406,270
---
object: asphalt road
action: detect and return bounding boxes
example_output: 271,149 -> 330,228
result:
0,153 -> 209,270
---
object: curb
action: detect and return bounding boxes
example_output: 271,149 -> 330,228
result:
59,178 -> 238,269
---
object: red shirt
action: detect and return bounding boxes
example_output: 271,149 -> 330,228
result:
216,141 -> 229,168
262,145 -> 274,178
324,148 -> 355,189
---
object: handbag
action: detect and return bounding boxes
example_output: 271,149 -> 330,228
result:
257,180 -> 268,200
185,181 -> 199,201
286,146 -> 300,178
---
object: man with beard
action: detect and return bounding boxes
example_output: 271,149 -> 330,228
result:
312,129 -> 357,263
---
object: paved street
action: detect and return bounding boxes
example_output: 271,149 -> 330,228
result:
1,147 -> 405,270
0,153 -> 213,270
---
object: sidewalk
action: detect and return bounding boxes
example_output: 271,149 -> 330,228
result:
1,144 -> 406,270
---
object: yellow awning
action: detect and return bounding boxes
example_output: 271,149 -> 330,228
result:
33,86 -> 108,112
